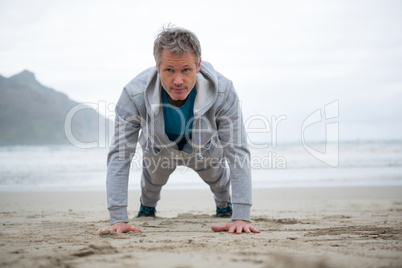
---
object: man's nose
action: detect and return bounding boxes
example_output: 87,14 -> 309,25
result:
173,73 -> 183,85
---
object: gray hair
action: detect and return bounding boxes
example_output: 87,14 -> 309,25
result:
153,25 -> 202,66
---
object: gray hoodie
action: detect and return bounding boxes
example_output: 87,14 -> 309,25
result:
107,61 -> 252,224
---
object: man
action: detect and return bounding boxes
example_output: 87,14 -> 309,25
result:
97,26 -> 259,235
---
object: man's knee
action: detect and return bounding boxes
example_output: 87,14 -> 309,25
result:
197,164 -> 230,186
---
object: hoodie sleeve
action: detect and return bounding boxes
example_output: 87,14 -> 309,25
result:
106,88 -> 142,225
216,81 -> 252,222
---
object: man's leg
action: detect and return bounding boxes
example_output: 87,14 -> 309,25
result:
191,151 -> 231,208
140,155 -> 176,207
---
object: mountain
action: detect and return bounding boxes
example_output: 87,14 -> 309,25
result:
0,70 -> 112,146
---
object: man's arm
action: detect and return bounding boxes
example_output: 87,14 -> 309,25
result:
104,89 -> 142,229
214,81 -> 259,234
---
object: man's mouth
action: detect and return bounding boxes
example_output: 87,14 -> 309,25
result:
172,88 -> 186,92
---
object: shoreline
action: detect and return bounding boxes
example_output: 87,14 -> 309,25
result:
1,183 -> 401,194
1,181 -> 402,193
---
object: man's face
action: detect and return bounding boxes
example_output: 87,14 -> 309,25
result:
157,50 -> 201,101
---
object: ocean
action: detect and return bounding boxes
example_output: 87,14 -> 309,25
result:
0,140 -> 401,192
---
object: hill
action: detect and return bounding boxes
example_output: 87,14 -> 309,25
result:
0,70 -> 111,146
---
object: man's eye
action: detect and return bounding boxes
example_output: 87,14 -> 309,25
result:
166,69 -> 173,72
183,68 -> 189,72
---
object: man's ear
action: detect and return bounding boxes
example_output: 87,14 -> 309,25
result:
197,57 -> 202,73
156,64 -> 159,73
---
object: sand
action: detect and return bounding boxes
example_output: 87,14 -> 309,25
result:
0,186 -> 401,268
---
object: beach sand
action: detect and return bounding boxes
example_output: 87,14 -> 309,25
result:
0,186 -> 401,268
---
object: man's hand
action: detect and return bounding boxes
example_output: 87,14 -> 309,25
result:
211,220 -> 260,234
96,222 -> 142,235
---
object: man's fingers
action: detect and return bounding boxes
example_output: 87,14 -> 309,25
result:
97,224 -> 142,235
228,225 -> 237,233
96,227 -> 114,235
116,225 -> 140,233
211,225 -> 228,232
129,226 -> 142,233
211,225 -> 223,232
211,222 -> 260,235
250,226 -> 260,233
97,228 -> 107,235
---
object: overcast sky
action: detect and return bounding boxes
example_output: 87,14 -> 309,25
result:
1,0 -> 401,143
